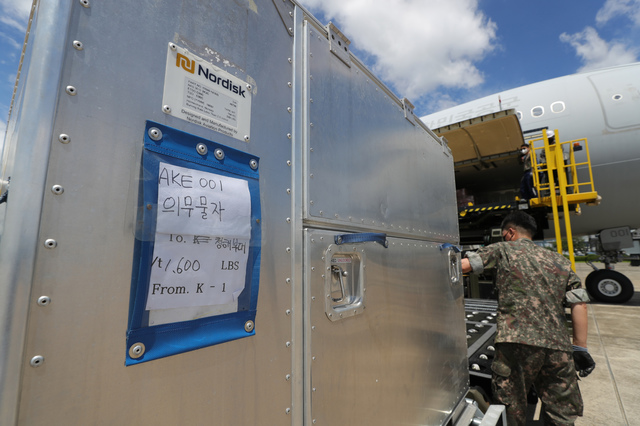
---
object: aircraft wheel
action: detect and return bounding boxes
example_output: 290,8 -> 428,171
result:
585,270 -> 634,304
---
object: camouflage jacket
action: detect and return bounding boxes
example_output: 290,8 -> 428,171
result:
466,238 -> 586,351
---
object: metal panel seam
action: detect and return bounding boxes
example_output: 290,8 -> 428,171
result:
0,1 -> 74,424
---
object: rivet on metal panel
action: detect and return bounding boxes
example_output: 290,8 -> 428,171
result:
65,86 -> 77,96
312,296 -> 316,301
310,98 -> 314,103
148,127 -> 162,141
286,247 -> 291,253
246,83 -> 252,91
196,143 -> 208,156
287,82 -> 292,88
162,105 -> 172,114
285,408 -> 291,415
286,160 -> 291,166
288,57 -> 292,63
287,133 -> 292,139
311,266 -> 315,271
244,135 -> 250,142
37,296 -> 51,307
72,40 -> 83,51
309,200 -> 314,205
44,239 -> 57,249
58,134 -> 70,144
286,217 -> 291,223
129,343 -> 145,359
169,43 -> 177,51
309,173 -> 313,178
313,419 -> 317,424
285,309 -> 291,316
286,278 -> 291,284
311,325 -> 316,330
319,211 -> 323,216
30,355 -> 44,368
214,148 -> 225,160
79,0 -> 90,7
286,374 -> 291,381
287,107 -> 292,113
51,185 -> 64,195
310,147 -> 313,152
285,341 -> 291,348
249,159 -> 258,170
310,123 -> 314,128
244,320 -> 255,332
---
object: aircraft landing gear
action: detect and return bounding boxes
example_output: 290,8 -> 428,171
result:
585,269 -> 634,304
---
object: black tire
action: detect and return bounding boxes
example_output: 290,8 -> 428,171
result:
585,270 -> 635,303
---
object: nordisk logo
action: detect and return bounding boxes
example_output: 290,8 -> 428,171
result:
176,53 -> 246,98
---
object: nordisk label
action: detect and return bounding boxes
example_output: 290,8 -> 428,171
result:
162,43 -> 252,142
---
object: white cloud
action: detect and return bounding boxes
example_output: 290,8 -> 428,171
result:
0,0 -> 32,32
596,0 -> 640,26
560,27 -> 638,72
300,0 -> 497,100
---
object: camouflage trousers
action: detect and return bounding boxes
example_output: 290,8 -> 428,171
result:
491,343 -> 583,426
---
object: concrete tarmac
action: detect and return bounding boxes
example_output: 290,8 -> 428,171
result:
573,263 -> 640,426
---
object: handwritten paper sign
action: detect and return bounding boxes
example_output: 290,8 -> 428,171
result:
145,162 -> 251,311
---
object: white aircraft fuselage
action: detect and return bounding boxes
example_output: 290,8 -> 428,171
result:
422,62 -> 640,238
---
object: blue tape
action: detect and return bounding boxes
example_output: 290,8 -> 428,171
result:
335,233 -> 388,248
440,243 -> 461,253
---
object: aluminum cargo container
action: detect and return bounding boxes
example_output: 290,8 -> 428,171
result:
0,0 -> 488,424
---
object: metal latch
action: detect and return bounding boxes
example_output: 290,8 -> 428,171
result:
440,243 -> 461,286
449,251 -> 460,286
330,264 -> 348,302
324,246 -> 365,321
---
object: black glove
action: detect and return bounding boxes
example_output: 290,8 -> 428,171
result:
572,346 -> 596,377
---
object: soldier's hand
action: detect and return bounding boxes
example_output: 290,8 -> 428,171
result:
572,346 -> 596,377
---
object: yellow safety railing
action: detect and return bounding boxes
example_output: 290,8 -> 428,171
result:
526,130 -> 599,269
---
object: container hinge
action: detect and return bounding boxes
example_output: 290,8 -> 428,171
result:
440,135 -> 452,157
402,97 -> 416,126
326,22 -> 351,67
272,0 -> 295,37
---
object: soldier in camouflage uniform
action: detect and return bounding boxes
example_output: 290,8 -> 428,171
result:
461,211 -> 595,426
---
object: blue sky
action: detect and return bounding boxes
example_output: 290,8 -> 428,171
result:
1,0 -> 639,146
